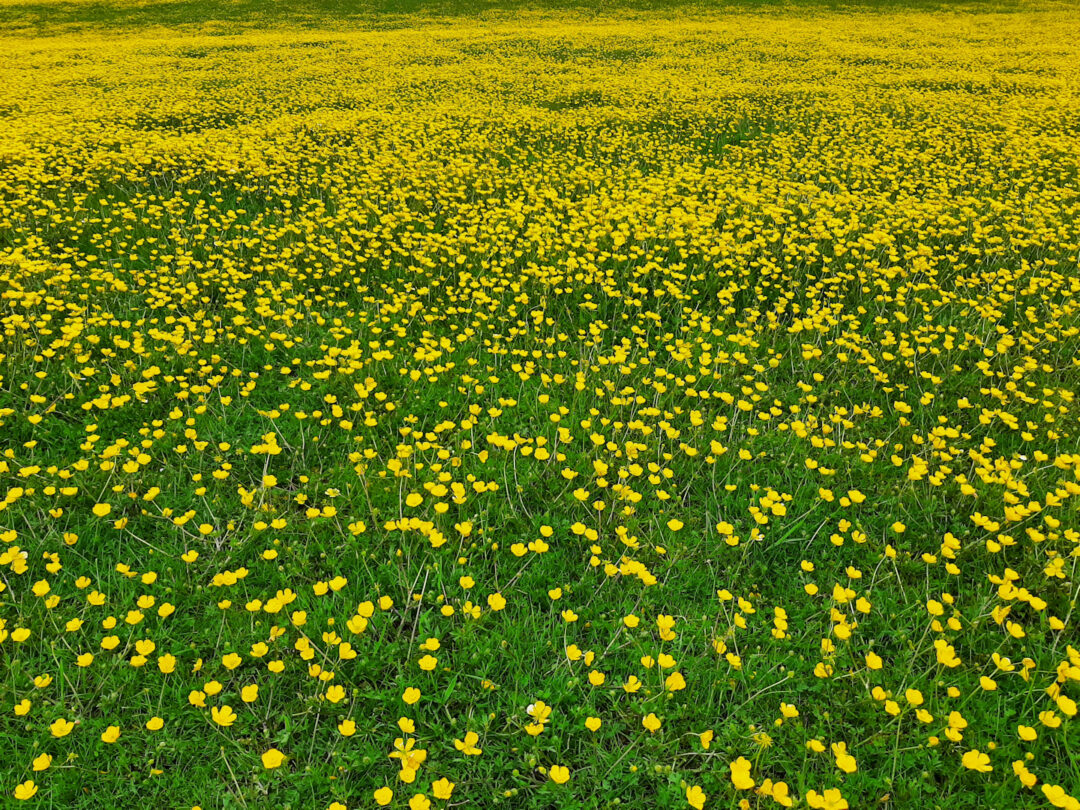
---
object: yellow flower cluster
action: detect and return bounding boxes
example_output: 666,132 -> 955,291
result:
0,2 -> 1079,808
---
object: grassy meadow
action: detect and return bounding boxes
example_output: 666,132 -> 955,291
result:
1,0 -> 1079,807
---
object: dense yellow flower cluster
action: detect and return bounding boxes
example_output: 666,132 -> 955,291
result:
1,3 -> 1079,808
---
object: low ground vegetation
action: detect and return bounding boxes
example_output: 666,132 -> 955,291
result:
1,1 -> 1079,807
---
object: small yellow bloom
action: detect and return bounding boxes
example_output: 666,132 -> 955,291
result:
432,778 -> 455,800
665,671 -> 686,692
961,749 -> 992,773
730,757 -> 754,790
14,781 -> 38,801
831,742 -> 857,774
212,705 -> 237,727
222,653 -> 242,670
453,730 -> 482,755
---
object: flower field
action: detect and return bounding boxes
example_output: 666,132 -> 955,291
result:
1,1 -> 1079,807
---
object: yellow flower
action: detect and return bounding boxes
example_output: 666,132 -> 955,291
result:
32,753 -> 52,771
432,778 -> 454,800
962,749 -> 993,773
50,717 -> 75,737
453,730 -> 482,756
1040,711 -> 1062,728
642,713 -> 662,733
211,705 -> 237,727
934,639 -> 961,668
409,794 -> 430,810
92,503 -> 112,517
831,742 -> 857,774
806,788 -> 849,810
549,765 -> 570,784
403,687 -> 421,705
585,716 -> 602,732
222,653 -> 242,670
665,671 -> 686,692
374,787 -> 394,806
261,748 -> 286,769
339,718 -> 357,737
686,785 -> 706,809
772,782 -> 794,807
730,757 -> 754,790
242,684 -> 259,703
1043,785 -> 1079,807
146,717 -> 164,731
390,737 -> 429,773
101,725 -> 121,744
13,781 -> 38,801
1012,761 -> 1037,789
